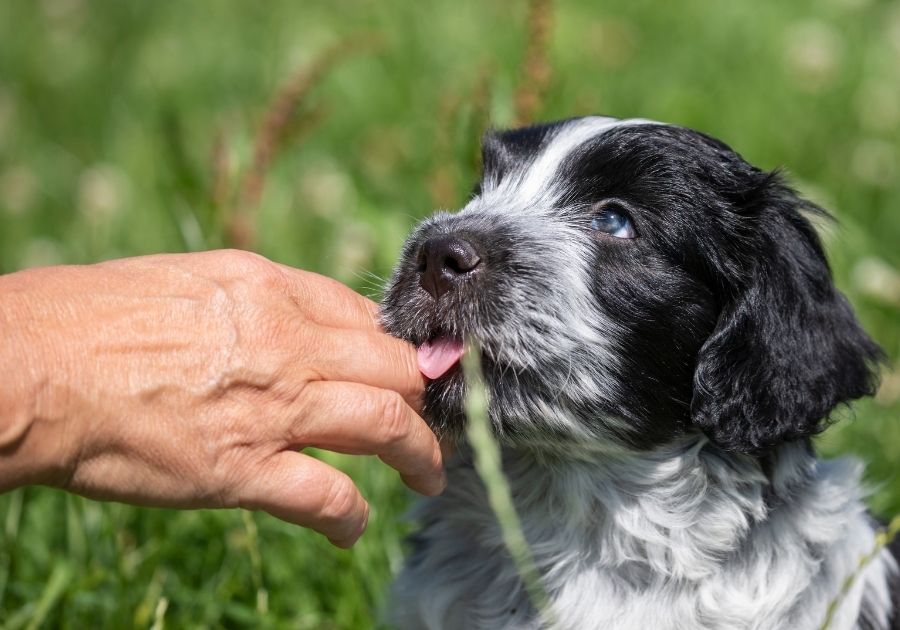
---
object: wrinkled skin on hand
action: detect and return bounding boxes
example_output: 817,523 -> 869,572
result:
0,250 -> 444,547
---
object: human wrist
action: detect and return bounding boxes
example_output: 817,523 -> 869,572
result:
0,267 -> 79,491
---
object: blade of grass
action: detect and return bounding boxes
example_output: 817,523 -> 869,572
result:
150,596 -> 169,630
240,509 -> 268,617
461,339 -> 555,628
819,515 -> 900,630
133,567 -> 166,628
0,488 -> 24,609
65,495 -> 86,568
23,561 -> 72,630
2,602 -> 36,630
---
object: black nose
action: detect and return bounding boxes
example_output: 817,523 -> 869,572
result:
417,234 -> 482,300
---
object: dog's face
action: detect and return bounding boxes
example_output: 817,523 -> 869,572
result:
381,117 -> 882,454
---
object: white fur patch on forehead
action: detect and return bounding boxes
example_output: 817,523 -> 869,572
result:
506,116 -> 662,205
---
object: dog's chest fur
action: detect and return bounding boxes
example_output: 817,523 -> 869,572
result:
390,438 -> 896,630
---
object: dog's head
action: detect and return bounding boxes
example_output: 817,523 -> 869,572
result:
381,116 -> 883,454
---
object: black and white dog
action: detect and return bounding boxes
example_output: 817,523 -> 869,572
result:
381,116 -> 899,629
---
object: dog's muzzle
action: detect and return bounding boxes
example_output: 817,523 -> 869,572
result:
412,233 -> 484,379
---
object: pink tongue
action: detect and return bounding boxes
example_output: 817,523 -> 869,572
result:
417,337 -> 465,380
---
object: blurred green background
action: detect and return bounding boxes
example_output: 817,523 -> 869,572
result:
1,0 -> 898,627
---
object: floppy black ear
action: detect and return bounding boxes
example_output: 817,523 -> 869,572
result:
691,185 -> 884,454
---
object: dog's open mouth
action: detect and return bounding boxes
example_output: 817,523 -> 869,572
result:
417,335 -> 465,380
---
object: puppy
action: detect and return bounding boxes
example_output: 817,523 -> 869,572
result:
381,116 -> 899,630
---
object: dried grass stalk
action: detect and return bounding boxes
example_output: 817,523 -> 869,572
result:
209,127 -> 232,214
514,0 -> 554,127
429,63 -> 495,209
428,90 -> 463,210
224,36 -> 378,250
469,62 -> 494,175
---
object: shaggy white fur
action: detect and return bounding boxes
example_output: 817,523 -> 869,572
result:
391,436 -> 896,630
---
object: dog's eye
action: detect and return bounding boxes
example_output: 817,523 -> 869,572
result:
591,204 -> 636,239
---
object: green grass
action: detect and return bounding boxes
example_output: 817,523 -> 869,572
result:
0,0 -> 898,627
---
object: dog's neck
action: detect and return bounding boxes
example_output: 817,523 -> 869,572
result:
393,434 -> 894,629
455,435 -> 780,580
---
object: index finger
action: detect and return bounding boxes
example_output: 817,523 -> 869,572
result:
274,264 -> 382,332
302,324 -> 426,412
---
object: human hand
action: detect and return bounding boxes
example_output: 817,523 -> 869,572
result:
0,250 -> 443,547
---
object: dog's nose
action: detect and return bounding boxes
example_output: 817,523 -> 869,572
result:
417,235 -> 481,300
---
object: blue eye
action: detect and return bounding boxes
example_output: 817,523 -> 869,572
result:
591,204 -> 636,239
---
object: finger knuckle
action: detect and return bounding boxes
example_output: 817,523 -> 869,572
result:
378,391 -> 411,444
319,474 -> 358,523
390,342 -> 422,398
220,250 -> 280,281
207,425 -> 260,509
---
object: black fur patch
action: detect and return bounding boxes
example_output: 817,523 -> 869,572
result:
381,118 -> 884,455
